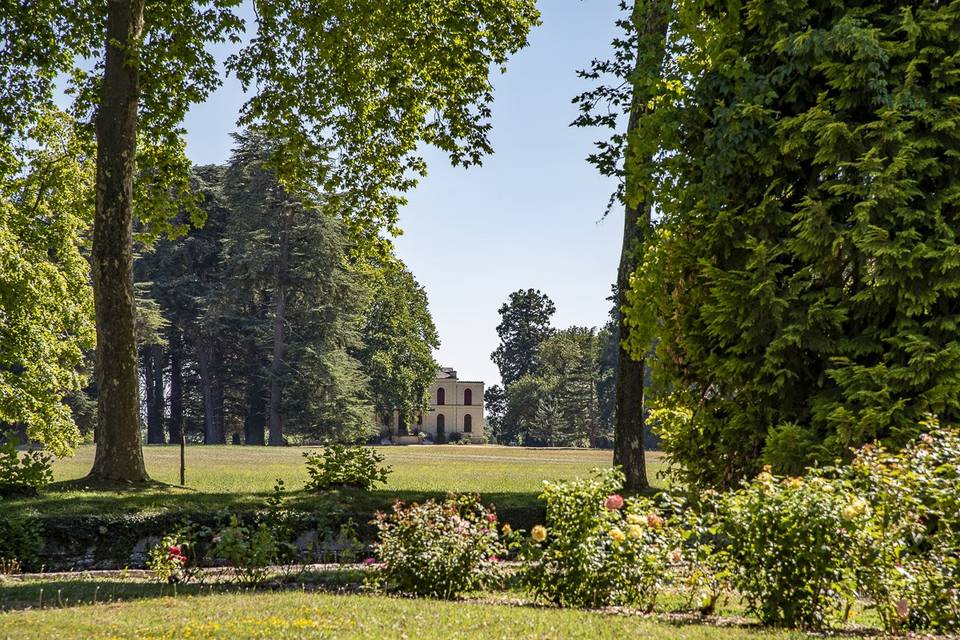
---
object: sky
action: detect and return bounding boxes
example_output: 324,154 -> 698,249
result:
181,2 -> 626,387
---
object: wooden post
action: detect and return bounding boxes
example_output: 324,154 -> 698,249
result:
180,428 -> 186,486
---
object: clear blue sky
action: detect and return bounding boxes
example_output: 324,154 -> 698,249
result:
181,2 -> 625,387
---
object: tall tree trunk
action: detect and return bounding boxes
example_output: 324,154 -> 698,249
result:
167,324 -> 184,444
146,345 -> 166,444
198,337 -> 226,444
87,0 -> 149,482
268,209 -> 290,446
614,0 -> 670,492
244,340 -> 267,445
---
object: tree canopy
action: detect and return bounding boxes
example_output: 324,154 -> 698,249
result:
0,0 -> 539,479
623,0 -> 960,486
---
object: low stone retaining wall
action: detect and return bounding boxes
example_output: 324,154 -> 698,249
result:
25,502 -> 544,571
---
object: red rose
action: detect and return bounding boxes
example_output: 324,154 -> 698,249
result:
168,545 -> 182,556
604,494 -> 624,511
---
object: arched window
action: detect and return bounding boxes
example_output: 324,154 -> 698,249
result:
464,414 -> 472,433
464,388 -> 472,406
436,413 -> 445,437
437,387 -> 445,405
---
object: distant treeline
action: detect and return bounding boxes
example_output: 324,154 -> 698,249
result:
72,131 -> 439,446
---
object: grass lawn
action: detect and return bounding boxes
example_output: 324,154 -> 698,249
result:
9,445 -> 665,517
0,584 -> 812,640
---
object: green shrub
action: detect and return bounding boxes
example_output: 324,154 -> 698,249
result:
147,534 -> 192,584
669,492 -> 732,615
303,445 -> 390,491
146,522 -> 215,584
522,468 -> 675,609
834,423 -> 959,632
0,511 -> 43,572
212,515 -> 279,585
370,494 -> 506,598
0,431 -> 52,496
717,469 -> 867,629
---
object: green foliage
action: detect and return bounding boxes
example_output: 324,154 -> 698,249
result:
0,432 -> 53,496
0,511 -> 43,572
522,468 -> 674,609
146,534 -> 195,584
833,422 -> 960,632
490,289 -> 556,387
0,111 -> 94,456
211,515 -> 279,586
355,257 -> 439,430
717,472 -> 865,629
370,494 -> 507,598
620,0 -> 960,485
303,445 -> 390,492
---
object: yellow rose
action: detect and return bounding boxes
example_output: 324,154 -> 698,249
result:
786,477 -> 803,490
842,498 -> 869,520
627,524 -> 644,539
626,514 -> 644,526
531,525 -> 547,542
502,524 -> 512,536
608,528 -> 626,543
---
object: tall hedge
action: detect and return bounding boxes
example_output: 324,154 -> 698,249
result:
625,0 -> 960,486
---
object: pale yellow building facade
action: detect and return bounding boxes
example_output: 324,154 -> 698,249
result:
383,367 -> 485,443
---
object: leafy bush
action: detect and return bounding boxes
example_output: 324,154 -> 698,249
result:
0,431 -> 52,496
522,468 -> 675,609
717,469 -> 866,629
212,515 -> 279,585
146,522 -> 215,585
370,494 -> 506,598
833,423 -> 960,632
0,511 -> 43,572
668,492 -> 732,615
303,445 -> 390,491
147,534 -> 192,584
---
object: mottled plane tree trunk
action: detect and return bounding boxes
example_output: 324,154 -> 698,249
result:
87,0 -> 149,482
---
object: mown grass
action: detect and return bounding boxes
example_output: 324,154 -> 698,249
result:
9,445 -> 665,517
0,579 -> 814,640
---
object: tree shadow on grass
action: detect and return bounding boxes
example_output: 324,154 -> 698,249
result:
0,579 -> 210,611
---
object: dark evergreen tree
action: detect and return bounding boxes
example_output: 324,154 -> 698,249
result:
490,289 -> 556,386
622,0 -> 960,486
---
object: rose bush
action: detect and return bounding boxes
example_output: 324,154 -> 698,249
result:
716,469 -> 868,629
369,494 -> 506,598
521,468 -> 675,609
831,422 -> 960,632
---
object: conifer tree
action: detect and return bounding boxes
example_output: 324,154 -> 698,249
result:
624,0 -> 960,486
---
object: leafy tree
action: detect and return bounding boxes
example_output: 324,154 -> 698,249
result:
491,289 -> 556,386
574,0 -> 669,490
503,375 -> 552,446
355,258 -> 440,435
483,385 -> 508,444
0,0 -> 539,481
624,0 -> 960,486
139,131 -> 381,446
539,327 -> 603,447
0,112 -> 95,456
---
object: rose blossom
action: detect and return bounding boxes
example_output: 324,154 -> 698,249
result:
604,494 -> 624,511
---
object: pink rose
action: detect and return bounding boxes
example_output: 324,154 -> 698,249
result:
486,513 -> 498,523
604,494 -> 624,511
